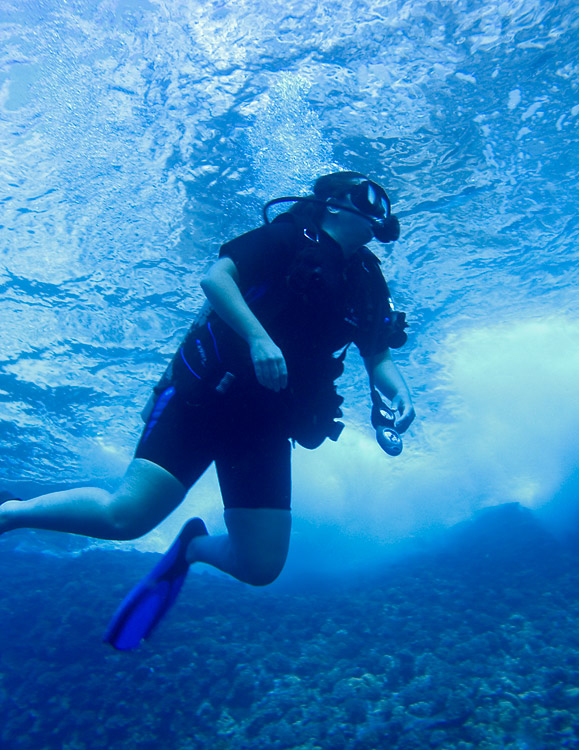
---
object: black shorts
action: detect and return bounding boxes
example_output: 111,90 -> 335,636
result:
134,384 -> 291,510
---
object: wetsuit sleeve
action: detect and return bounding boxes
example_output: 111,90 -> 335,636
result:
354,317 -> 392,358
219,223 -> 297,292
352,260 -> 406,358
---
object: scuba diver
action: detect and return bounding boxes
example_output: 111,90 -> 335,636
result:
0,171 -> 415,650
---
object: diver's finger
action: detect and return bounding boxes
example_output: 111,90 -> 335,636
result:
391,394 -> 403,413
254,361 -> 269,389
278,357 -> 288,390
266,360 -> 280,391
266,357 -> 288,392
395,407 -> 416,434
255,359 -> 279,391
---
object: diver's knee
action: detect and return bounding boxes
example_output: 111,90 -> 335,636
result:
242,560 -> 286,587
107,518 -> 150,541
105,502 -> 154,540
244,571 -> 280,587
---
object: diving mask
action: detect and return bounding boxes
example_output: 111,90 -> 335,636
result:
344,180 -> 400,243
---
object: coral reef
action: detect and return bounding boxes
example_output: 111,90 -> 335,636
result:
1,503 -> 578,749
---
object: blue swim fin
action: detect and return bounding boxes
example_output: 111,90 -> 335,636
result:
104,517 -> 208,651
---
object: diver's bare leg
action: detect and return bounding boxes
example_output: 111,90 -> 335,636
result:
0,459 -> 186,540
186,507 -> 291,586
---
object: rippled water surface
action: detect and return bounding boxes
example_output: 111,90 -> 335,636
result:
1,0 -> 578,514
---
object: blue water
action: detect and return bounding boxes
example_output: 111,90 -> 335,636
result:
1,0 -> 579,746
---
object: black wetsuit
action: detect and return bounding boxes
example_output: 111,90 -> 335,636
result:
135,219 -> 401,509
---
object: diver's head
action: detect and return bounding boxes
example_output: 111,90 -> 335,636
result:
262,171 -> 400,248
313,172 -> 400,245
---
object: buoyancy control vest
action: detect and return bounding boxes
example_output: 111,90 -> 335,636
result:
146,217 -> 408,448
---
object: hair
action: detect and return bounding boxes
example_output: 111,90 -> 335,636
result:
283,171 -> 370,227
312,171 -> 369,200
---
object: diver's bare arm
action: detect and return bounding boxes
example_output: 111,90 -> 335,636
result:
364,349 -> 415,433
201,257 -> 268,342
201,257 -> 287,391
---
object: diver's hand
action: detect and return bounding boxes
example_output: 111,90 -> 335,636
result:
392,393 -> 415,434
249,335 -> 288,392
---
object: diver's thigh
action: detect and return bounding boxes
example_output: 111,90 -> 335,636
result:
135,388 -> 216,488
215,433 -> 292,511
108,458 -> 188,535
